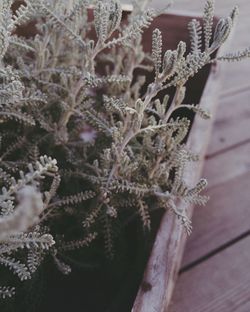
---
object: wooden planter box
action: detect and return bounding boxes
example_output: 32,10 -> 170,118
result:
10,4 -> 230,312
131,9 -> 228,312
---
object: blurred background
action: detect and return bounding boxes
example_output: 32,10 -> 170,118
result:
148,0 -> 250,311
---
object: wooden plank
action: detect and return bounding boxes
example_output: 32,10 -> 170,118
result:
203,141 -> 250,188
206,89 -> 250,157
169,236 -> 250,312
182,171 -> 250,267
219,59 -> 250,97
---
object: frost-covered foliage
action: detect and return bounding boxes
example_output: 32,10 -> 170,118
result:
0,0 -> 249,297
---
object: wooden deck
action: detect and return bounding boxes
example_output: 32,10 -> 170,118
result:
150,0 -> 250,311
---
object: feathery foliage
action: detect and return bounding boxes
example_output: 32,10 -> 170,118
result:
0,0 -> 249,300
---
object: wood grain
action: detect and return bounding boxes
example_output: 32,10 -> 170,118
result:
204,141 -> 250,188
182,171 -> 250,267
206,90 -> 250,157
169,236 -> 250,312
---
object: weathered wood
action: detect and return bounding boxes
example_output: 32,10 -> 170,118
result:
182,171 -> 250,267
206,90 -> 250,157
204,141 -> 250,188
132,11 -> 225,311
169,236 -> 250,312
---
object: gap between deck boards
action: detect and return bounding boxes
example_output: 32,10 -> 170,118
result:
169,235 -> 250,312
180,229 -> 250,273
182,170 -> 250,266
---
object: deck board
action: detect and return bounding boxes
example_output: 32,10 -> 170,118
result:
206,90 -> 250,157
203,142 -> 250,189
182,171 -> 250,266
169,236 -> 250,312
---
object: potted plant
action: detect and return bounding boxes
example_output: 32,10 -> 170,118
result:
0,0 -> 249,311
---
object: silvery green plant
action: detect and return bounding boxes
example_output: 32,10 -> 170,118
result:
0,0 -> 249,298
